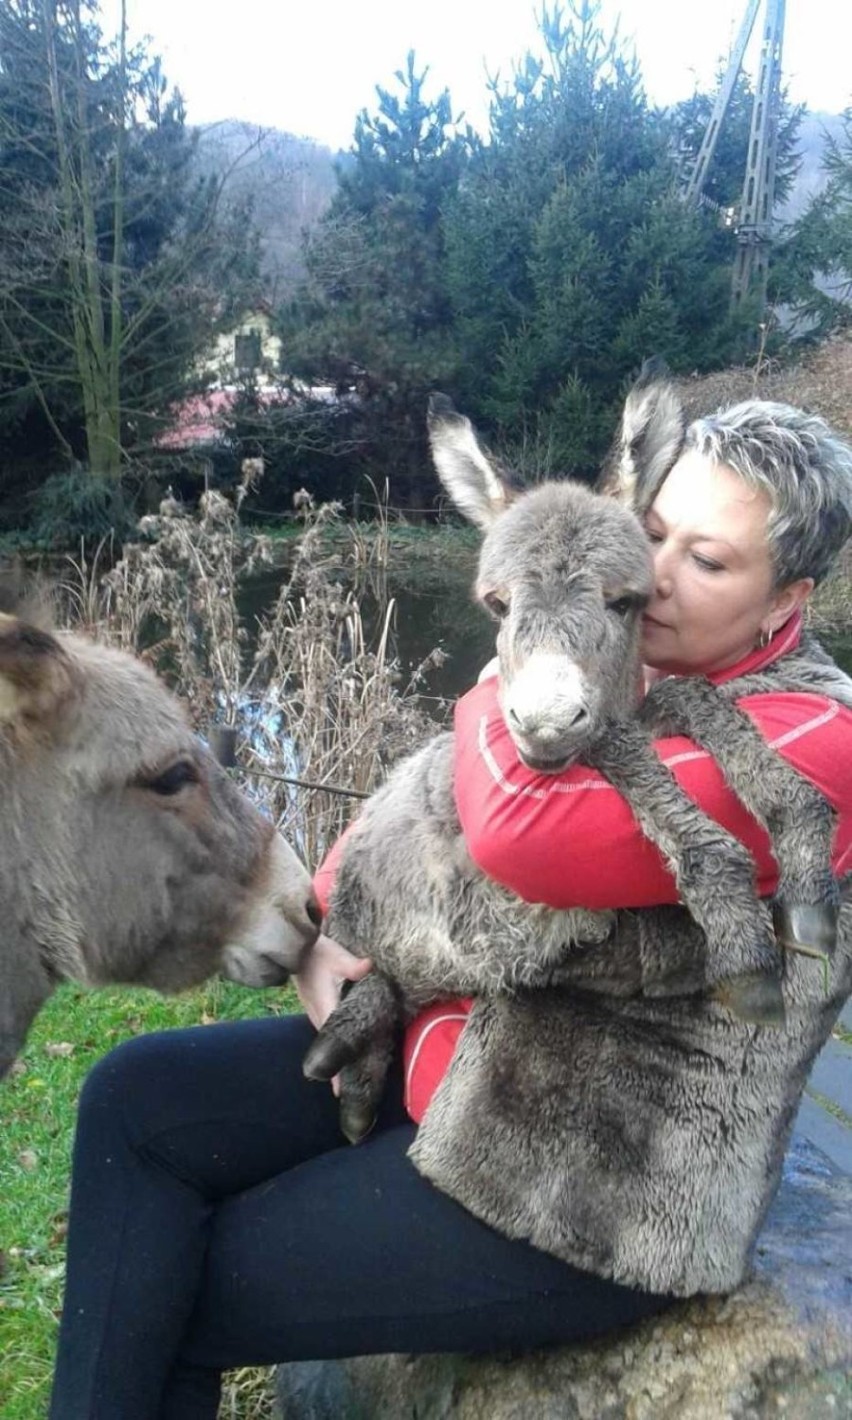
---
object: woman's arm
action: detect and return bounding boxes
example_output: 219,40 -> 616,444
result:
454,678 -> 852,911
296,830 -> 371,1041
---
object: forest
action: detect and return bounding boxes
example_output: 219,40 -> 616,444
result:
0,0 -> 850,547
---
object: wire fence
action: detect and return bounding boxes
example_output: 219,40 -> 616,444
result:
239,763 -> 371,801
244,496 -> 456,521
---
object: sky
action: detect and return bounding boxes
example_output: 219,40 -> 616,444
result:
115,1 -> 851,151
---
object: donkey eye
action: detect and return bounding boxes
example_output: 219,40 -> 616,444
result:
483,592 -> 509,620
145,760 -> 200,796
606,595 -> 638,617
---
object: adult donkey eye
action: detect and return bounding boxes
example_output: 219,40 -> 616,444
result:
145,760 -> 200,796
483,592 -> 509,620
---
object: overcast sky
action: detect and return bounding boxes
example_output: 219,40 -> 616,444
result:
115,1 -> 851,150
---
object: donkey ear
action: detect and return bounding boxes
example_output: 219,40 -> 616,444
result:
603,358 -> 685,512
0,614 -> 77,731
427,394 -> 516,530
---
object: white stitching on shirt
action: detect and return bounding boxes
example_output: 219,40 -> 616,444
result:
477,697 -> 840,798
405,1011 -> 471,1105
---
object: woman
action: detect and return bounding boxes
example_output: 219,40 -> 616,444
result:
50,395 -> 852,1419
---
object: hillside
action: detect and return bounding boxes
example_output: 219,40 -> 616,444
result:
191,106 -> 843,305
676,333 -> 852,440
676,334 -> 852,617
194,121 -> 338,296
777,110 -> 844,223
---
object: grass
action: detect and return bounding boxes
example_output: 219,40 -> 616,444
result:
0,980 -> 298,1420
804,1086 -> 852,1132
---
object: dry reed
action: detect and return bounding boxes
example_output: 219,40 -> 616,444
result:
59,488 -> 446,869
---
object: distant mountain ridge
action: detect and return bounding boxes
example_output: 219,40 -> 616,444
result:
194,109 -> 844,302
195,120 -> 339,297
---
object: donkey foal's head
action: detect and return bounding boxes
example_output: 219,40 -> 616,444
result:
428,395 -> 654,770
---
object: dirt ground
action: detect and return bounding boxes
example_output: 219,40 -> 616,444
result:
675,332 -> 852,439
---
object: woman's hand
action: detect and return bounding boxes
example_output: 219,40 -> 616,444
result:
294,932 -> 373,1032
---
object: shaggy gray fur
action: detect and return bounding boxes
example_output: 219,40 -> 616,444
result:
306,382 -> 837,1146
0,590 -> 320,1078
412,677 -> 852,1295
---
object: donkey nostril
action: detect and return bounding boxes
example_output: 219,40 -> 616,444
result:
508,707 -> 522,728
306,897 -> 323,930
570,705 -> 588,728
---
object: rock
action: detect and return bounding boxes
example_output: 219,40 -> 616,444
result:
275,1135 -> 852,1420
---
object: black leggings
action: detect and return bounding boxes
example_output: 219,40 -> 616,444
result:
50,1014 -> 672,1419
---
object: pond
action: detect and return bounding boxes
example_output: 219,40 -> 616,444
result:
241,537 -> 494,714
242,536 -> 852,715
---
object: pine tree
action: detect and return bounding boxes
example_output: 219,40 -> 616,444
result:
280,52 -> 468,508
0,0 -> 260,503
772,107 -> 852,336
442,1 -> 750,477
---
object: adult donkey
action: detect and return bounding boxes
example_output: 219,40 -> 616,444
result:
305,377 -> 837,1144
0,586 -> 321,1079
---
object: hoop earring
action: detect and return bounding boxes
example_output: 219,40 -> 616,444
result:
758,626 -> 774,650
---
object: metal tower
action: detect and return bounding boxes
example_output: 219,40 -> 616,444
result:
684,0 -> 787,314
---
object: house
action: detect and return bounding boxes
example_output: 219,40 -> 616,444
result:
155,305 -> 343,455
199,304 -> 283,389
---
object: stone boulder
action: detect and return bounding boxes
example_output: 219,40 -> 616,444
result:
275,1135 -> 852,1420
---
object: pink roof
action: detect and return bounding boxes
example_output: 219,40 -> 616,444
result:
156,388 -> 297,451
158,383 -> 345,448
157,391 -> 236,450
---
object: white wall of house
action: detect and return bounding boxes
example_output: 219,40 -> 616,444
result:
199,309 -> 283,387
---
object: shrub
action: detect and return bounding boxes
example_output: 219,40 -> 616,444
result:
27,470 -> 136,551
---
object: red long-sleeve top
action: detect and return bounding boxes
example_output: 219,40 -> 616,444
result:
315,615 -> 852,1123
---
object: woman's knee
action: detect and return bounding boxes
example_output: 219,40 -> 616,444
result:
76,1016 -> 319,1150
75,1027 -> 198,1140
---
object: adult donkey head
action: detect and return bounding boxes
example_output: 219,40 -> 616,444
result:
0,592 -> 321,1077
427,380 -> 683,771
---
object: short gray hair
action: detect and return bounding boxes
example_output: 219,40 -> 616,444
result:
685,400 -> 852,587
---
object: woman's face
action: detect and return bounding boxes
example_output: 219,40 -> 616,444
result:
640,449 -> 809,675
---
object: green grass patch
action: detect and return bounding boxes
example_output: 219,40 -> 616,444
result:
804,1086 -> 852,1131
0,980 -> 298,1419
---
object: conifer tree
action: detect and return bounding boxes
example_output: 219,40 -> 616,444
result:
442,1 -> 756,477
773,106 -> 852,335
0,0 -> 259,504
281,52 -> 468,506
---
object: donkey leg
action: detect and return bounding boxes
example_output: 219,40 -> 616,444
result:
640,677 -> 838,960
1,941 -> 53,1080
587,721 -> 785,1025
336,1034 -> 399,1145
302,973 -> 402,1143
302,972 -> 400,1081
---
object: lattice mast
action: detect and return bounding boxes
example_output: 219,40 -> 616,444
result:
684,0 -> 762,206
731,0 -> 786,310
684,0 -> 787,315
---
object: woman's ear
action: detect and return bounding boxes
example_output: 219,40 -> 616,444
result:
763,578 -> 815,637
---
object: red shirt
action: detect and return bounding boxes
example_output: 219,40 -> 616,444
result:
402,615 -> 852,1120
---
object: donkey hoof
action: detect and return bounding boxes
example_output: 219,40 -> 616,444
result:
303,1034 -> 354,1082
340,1098 -> 377,1146
713,974 -> 786,1027
772,900 -> 838,957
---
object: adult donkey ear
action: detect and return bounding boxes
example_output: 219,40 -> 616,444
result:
0,614 -> 78,731
601,357 -> 686,513
427,393 -> 519,530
